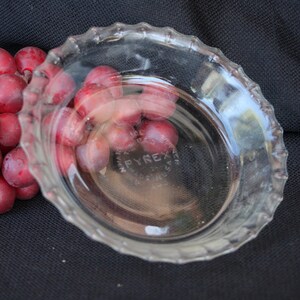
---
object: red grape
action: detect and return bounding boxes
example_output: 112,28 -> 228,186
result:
76,133 -> 110,172
138,92 -> 176,120
2,147 -> 36,188
0,48 -> 17,75
43,70 -> 76,104
113,95 -> 141,126
138,120 -> 178,154
101,122 -> 137,152
55,144 -> 76,176
0,149 -> 2,168
0,74 -> 26,113
43,108 -> 85,146
0,113 -> 21,147
16,181 -> 40,200
74,84 -> 115,124
15,46 -> 46,74
83,65 -> 122,98
0,175 -> 16,214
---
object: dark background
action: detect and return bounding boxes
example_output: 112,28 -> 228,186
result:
0,0 -> 299,299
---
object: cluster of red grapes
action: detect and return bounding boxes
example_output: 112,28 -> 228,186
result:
49,66 -> 180,177
0,46 -> 180,214
0,47 -> 46,214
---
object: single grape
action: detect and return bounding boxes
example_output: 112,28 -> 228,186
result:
43,108 -> 85,146
2,146 -> 35,188
112,95 -> 141,126
74,84 -> 115,124
76,133 -> 110,172
43,70 -> 76,105
16,181 -> 40,200
0,113 -> 21,147
138,92 -> 176,121
138,120 -> 178,154
0,74 -> 26,113
14,46 -> 46,74
101,122 -> 138,152
0,175 -> 16,214
83,65 -> 122,98
0,48 -> 17,75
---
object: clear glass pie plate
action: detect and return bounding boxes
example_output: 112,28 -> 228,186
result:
19,23 -> 288,263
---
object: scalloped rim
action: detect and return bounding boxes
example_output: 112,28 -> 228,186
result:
19,22 -> 288,263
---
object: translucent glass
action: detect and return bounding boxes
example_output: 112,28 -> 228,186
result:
20,23 -> 288,263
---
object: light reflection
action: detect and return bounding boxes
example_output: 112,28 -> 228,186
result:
145,225 -> 169,236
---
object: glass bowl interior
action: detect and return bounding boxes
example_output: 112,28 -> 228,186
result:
20,23 -> 288,262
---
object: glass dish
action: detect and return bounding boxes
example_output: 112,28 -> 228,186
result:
19,23 -> 288,263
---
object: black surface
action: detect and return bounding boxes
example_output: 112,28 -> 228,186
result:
0,1 -> 299,299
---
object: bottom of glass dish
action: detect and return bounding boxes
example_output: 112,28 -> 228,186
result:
61,76 -> 238,241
